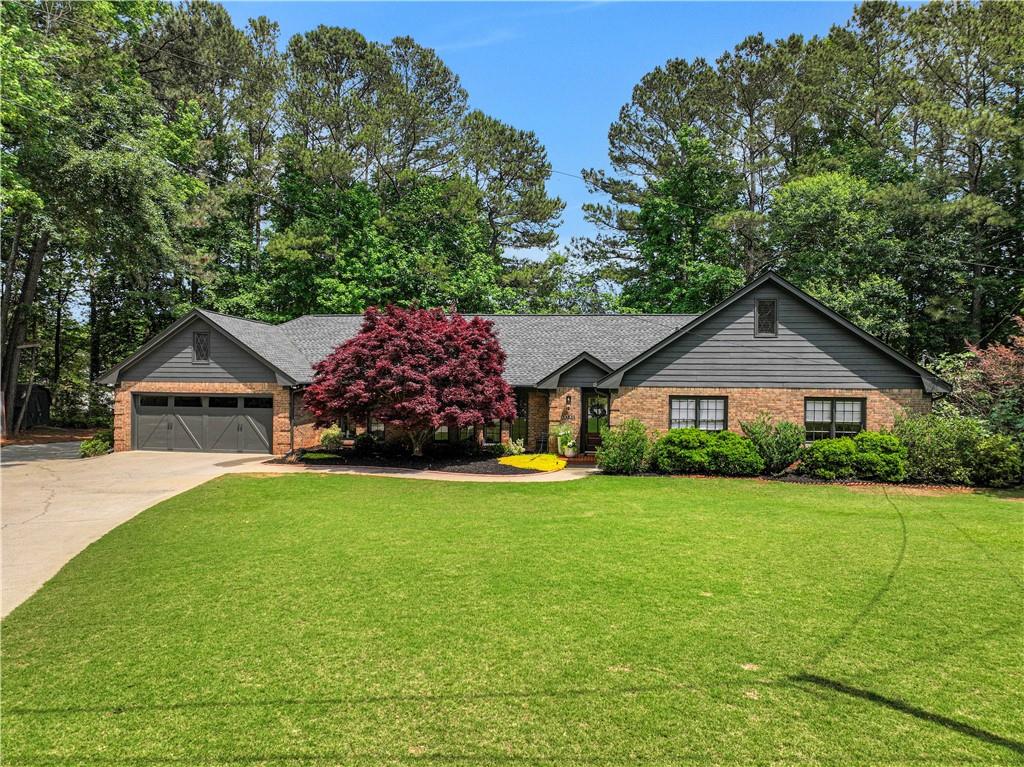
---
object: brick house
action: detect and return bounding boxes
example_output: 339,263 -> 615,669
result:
100,273 -> 950,455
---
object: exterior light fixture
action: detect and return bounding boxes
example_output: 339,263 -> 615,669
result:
565,394 -> 572,406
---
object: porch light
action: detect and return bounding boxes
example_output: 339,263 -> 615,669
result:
565,394 -> 572,406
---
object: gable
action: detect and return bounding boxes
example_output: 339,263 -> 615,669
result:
119,318 -> 277,384
619,284 -> 923,390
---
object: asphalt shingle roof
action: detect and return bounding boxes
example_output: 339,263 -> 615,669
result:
230,312 -> 697,386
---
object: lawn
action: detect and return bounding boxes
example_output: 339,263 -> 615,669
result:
2,475 -> 1022,766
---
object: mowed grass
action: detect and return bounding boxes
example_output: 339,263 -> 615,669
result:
2,475 -> 1022,766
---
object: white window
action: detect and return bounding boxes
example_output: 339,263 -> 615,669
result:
669,396 -> 727,432
804,398 -> 864,441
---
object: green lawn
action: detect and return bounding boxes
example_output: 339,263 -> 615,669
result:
3,475 -> 1022,766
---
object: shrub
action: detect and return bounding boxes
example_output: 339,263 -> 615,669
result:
852,431 -> 907,482
800,437 -> 857,480
651,428 -> 712,474
971,435 -> 1023,488
319,424 -> 346,451
79,431 -> 113,458
501,438 -> 526,456
352,432 -> 377,456
740,414 -> 803,474
596,419 -> 651,475
706,431 -> 765,476
894,411 -> 987,485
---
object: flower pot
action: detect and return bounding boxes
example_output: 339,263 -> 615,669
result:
563,447 -> 577,458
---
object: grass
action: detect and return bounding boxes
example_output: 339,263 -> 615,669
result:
498,453 -> 566,471
2,475 -> 1022,766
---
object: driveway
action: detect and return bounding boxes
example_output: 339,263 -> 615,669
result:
1,449 -> 272,617
1,440 -> 84,464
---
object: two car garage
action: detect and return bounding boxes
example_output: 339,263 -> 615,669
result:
132,394 -> 274,453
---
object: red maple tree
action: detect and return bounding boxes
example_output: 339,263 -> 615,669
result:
303,306 -> 516,455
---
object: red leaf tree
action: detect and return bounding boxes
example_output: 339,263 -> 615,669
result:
303,306 -> 517,456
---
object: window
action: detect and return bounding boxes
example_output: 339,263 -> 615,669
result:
483,419 -> 501,445
243,397 -> 273,409
193,331 -> 210,362
368,416 -> 385,440
174,396 -> 202,408
138,395 -> 168,407
338,416 -> 357,439
458,426 -> 474,442
434,424 -> 449,442
755,298 -> 777,337
804,397 -> 865,441
510,390 -> 529,443
669,396 -> 727,432
209,396 -> 238,408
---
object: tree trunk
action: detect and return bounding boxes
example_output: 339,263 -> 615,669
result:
53,286 -> 66,388
2,230 -> 48,434
409,428 -> 430,457
88,287 -> 102,413
2,212 -> 23,333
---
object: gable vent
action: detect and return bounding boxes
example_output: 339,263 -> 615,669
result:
755,299 -> 777,337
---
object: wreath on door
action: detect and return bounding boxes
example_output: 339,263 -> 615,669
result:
588,403 -> 608,419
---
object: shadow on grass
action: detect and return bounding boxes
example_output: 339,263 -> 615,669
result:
790,673 -> 1024,757
4,682 -> 688,717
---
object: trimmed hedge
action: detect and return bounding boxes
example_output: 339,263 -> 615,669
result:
799,431 -> 907,482
740,414 -> 803,474
651,428 -> 763,477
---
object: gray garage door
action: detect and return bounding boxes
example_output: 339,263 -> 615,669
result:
133,394 -> 273,453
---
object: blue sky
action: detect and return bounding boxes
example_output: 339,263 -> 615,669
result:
223,1 -> 859,257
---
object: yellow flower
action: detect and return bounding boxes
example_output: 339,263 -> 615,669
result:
498,453 -> 567,472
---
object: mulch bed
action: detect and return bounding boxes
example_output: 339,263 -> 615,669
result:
0,426 -> 99,447
284,450 -> 541,476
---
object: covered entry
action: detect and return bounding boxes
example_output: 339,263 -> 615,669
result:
132,394 -> 273,453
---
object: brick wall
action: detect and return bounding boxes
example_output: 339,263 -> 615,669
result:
114,381 -> 293,455
611,386 -> 931,436
547,387 -> 581,452
526,391 -> 549,451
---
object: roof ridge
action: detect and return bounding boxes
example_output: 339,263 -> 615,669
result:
196,307 -> 274,326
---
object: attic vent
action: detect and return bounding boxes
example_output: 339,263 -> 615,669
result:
755,299 -> 777,337
193,331 -> 210,362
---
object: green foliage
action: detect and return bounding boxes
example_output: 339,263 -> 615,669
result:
971,436 -> 1022,489
650,429 -> 763,476
894,410 -> 988,485
352,433 -> 377,456
501,438 -> 526,457
852,431 -> 908,483
79,428 -> 114,458
595,419 -> 651,475
319,424 -> 345,451
740,414 -> 803,474
705,431 -> 765,477
800,438 -> 858,480
650,428 -> 712,475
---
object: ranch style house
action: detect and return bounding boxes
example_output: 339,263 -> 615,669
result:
100,272 -> 951,456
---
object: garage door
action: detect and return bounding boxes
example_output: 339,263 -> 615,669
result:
133,394 -> 273,453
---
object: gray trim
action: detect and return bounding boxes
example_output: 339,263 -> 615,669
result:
99,310 -> 299,386
596,272 -> 951,394
534,352 -> 612,389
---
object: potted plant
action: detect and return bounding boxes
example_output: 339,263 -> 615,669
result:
556,423 -> 577,457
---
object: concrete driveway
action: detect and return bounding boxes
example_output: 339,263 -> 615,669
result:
1,448 -> 272,617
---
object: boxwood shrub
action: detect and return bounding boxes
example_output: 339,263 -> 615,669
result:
651,429 -> 764,476
740,414 -> 803,474
799,437 -> 858,480
852,431 -> 907,482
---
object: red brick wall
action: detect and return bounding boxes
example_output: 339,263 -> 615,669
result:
610,386 -> 931,436
547,387 -> 581,452
526,390 -> 549,451
114,381 -> 293,455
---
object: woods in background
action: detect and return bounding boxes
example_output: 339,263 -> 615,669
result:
2,0 -> 1022,428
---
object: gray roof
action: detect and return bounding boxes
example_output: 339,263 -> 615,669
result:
258,313 -> 696,386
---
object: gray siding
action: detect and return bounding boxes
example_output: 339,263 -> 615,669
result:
558,358 -> 610,388
121,319 -> 276,383
622,286 -> 922,389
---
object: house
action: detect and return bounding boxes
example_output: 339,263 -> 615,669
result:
100,273 -> 950,455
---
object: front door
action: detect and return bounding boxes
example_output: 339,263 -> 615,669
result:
582,390 -> 609,453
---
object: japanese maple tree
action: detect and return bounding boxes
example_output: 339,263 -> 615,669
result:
303,306 -> 516,455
